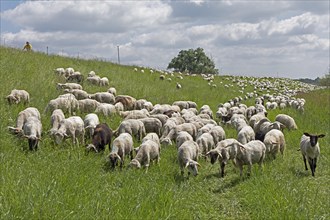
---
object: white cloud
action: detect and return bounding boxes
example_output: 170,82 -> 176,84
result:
1,0 -> 329,79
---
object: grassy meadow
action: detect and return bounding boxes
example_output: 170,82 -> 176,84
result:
0,47 -> 329,219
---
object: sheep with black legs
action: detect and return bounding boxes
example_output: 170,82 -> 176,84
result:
22,116 -> 42,151
300,132 -> 325,176
108,133 -> 133,169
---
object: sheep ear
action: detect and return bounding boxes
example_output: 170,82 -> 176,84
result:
205,151 -> 210,156
304,132 -> 310,137
196,162 -> 201,167
318,134 -> 325,138
185,161 -> 190,168
116,154 -> 121,161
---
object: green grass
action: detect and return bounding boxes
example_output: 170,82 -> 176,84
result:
0,47 -> 329,219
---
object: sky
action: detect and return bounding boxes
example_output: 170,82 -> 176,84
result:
0,0 -> 329,79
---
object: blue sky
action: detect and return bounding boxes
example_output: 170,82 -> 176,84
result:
1,0 -> 329,79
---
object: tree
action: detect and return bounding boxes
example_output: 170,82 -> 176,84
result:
319,73 -> 330,87
167,47 -> 218,74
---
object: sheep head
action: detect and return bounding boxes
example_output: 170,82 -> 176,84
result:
304,133 -> 325,147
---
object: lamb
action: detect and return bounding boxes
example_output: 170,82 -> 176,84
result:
8,107 -> 41,135
177,140 -> 200,177
86,123 -> 113,153
89,92 -> 115,104
196,132 -> 215,158
299,132 -> 325,176
138,118 -> 163,136
107,87 -> 117,96
114,119 -> 146,141
78,99 -> 100,113
129,140 -> 160,172
175,131 -> 193,149
108,133 -> 133,169
99,77 -> 109,86
6,89 -> 30,105
49,109 -> 65,138
56,83 -> 82,90
84,113 -> 100,139
206,139 -> 238,177
226,140 -> 266,176
66,72 -> 84,83
54,116 -> 85,145
22,116 -> 42,151
263,129 -> 286,159
95,103 -> 116,116
275,114 -> 298,130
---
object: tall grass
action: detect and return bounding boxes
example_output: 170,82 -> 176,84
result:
0,47 -> 329,219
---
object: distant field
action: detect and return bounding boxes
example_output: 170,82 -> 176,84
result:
0,47 -> 329,219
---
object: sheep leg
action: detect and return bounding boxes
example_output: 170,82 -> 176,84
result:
303,155 -> 308,170
247,164 -> 252,176
220,162 -> 226,177
308,158 -> 315,177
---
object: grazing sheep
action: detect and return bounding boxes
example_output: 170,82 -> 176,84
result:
22,116 -> 42,151
64,89 -> 89,100
209,125 -> 226,145
6,89 -> 30,105
129,140 -> 160,172
175,131 -> 193,149
114,102 -> 124,112
199,105 -> 213,119
86,123 -> 113,153
300,132 -> 325,176
84,113 -> 100,139
54,116 -> 85,145
49,109 -> 65,138
226,140 -> 266,176
108,133 -> 133,169
8,107 -> 41,135
86,76 -> 101,85
66,72 -> 84,83
196,132 -> 215,158
237,126 -> 255,144
89,92 -> 115,104
161,123 -> 197,146
56,83 -> 82,90
275,114 -> 298,130
142,132 -> 161,148
120,109 -> 149,120
99,77 -> 109,86
78,99 -> 100,113
64,67 -> 75,77
54,67 -> 65,75
253,118 -> 284,141
138,118 -> 163,136
249,112 -> 267,128
107,87 -> 117,96
173,101 -> 190,110
150,114 -> 169,126
45,96 -> 79,115
115,119 -> 146,141
207,139 -> 239,177
95,103 -> 116,116
263,129 -> 286,159
177,140 -> 200,177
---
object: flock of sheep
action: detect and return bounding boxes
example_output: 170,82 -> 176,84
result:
6,67 -> 326,177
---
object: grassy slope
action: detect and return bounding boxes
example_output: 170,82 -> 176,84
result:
0,47 -> 329,219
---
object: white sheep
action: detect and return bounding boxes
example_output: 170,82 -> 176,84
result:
99,77 -> 109,86
84,113 -> 100,138
89,92 -> 115,104
196,132 -> 215,158
275,114 -> 298,130
108,133 -> 134,169
206,138 -> 238,177
300,132 -> 325,176
78,99 -> 100,113
175,131 -> 193,149
64,89 -> 89,100
138,118 -> 163,137
22,116 -> 42,151
237,126 -> 255,144
6,89 -> 30,105
209,125 -> 226,145
8,107 -> 41,135
114,102 -> 124,112
49,109 -> 65,137
86,76 -> 101,85
161,123 -> 197,146
107,87 -> 117,96
56,83 -> 82,90
45,96 -> 79,115
149,114 -> 169,127
54,116 -> 85,145
263,129 -> 285,159
226,140 -> 266,176
115,119 -> 146,141
142,132 -> 161,148
95,103 -> 116,116
129,140 -> 160,172
177,140 -> 200,177
120,109 -> 149,120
